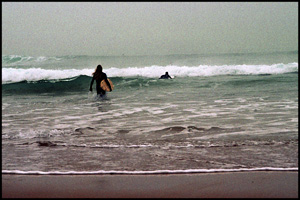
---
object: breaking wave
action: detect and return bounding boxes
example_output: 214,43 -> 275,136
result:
2,62 -> 298,83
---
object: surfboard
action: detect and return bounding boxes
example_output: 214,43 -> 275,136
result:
100,79 -> 114,92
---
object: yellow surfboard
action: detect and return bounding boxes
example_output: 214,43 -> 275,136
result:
100,79 -> 114,92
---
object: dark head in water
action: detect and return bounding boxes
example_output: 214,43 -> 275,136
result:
160,71 -> 172,79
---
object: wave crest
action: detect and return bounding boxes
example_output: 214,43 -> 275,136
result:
2,62 -> 298,83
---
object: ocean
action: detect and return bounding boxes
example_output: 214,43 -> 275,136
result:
2,51 -> 298,175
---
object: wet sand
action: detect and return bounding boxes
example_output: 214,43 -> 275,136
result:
2,171 -> 298,198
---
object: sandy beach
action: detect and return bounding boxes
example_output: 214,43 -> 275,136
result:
2,171 -> 298,198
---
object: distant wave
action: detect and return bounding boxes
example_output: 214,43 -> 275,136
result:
2,62 -> 298,83
2,54 -> 93,65
2,167 -> 298,175
2,51 -> 298,66
2,55 -> 64,66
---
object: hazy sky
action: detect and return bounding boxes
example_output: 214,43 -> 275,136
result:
2,2 -> 298,56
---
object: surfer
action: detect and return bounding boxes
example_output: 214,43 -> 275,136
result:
89,65 -> 112,97
159,72 -> 172,79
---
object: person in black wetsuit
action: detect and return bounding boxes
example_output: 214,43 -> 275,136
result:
89,65 -> 112,97
159,72 -> 172,79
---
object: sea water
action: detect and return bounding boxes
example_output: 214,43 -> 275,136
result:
2,51 -> 298,174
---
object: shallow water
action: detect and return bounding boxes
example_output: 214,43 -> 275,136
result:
2,52 -> 298,174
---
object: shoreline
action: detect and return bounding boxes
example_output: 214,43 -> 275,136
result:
2,171 -> 298,198
2,167 -> 298,175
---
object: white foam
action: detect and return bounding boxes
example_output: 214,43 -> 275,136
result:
107,63 -> 298,78
2,167 -> 298,175
2,62 -> 298,83
2,68 -> 93,83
